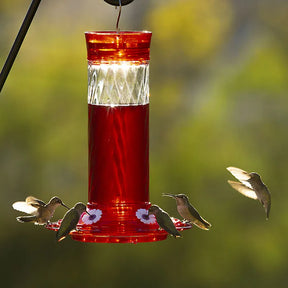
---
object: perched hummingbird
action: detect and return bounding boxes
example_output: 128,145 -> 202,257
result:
163,193 -> 211,230
56,202 -> 89,242
148,204 -> 181,238
226,166 -> 271,219
12,196 -> 69,225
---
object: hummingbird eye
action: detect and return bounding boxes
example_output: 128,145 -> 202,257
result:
55,198 -> 62,204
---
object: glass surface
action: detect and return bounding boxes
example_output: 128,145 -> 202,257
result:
88,63 -> 149,105
88,104 -> 149,205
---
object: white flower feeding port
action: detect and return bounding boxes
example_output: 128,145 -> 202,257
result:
136,209 -> 156,225
82,209 -> 103,225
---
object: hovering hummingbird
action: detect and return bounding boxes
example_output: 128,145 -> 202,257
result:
226,166 -> 271,219
163,193 -> 211,230
12,196 -> 69,225
56,202 -> 89,242
148,204 -> 181,238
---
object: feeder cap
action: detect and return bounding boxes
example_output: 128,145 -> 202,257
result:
85,31 -> 152,63
104,0 -> 134,6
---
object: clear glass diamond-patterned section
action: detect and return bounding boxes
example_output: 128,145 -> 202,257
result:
88,63 -> 149,105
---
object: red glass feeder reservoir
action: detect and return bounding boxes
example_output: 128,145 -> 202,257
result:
47,31 -> 191,243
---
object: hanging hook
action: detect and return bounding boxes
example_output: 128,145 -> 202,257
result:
116,0 -> 122,32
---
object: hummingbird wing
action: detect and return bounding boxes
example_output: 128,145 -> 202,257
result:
227,167 -> 251,180
226,167 -> 253,189
187,204 -> 211,230
12,201 -> 38,214
227,180 -> 258,200
156,211 -> 181,238
25,196 -> 46,208
16,215 -> 38,223
56,209 -> 80,242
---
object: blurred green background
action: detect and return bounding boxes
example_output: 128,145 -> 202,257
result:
1,0 -> 288,287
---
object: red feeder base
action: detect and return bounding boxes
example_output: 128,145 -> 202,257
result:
46,202 -> 192,244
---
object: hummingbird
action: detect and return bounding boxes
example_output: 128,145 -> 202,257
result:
226,166 -> 271,219
56,202 -> 89,242
163,193 -> 211,230
148,204 -> 181,238
12,196 -> 70,225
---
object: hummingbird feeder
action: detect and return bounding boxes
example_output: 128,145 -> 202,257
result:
3,0 -> 192,243
47,30 -> 192,243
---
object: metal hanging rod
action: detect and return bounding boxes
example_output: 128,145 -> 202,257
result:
0,0 -> 42,93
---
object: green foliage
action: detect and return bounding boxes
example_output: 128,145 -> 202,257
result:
148,0 -> 232,63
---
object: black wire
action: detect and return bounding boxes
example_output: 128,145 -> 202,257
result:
0,0 -> 42,93
116,0 -> 122,32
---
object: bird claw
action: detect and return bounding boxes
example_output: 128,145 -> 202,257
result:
182,219 -> 191,224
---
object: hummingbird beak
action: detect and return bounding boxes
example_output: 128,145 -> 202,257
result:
162,193 -> 176,199
61,203 -> 70,210
85,210 -> 91,216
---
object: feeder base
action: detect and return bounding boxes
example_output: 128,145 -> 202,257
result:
46,202 -> 192,243
46,217 -> 192,244
71,230 -> 168,244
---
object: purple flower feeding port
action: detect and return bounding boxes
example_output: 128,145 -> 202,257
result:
46,31 -> 192,243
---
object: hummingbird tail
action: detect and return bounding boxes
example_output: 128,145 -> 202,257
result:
56,234 -> 66,242
173,232 -> 182,238
204,221 -> 212,229
193,219 -> 211,230
265,206 -> 270,220
56,230 -> 63,242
